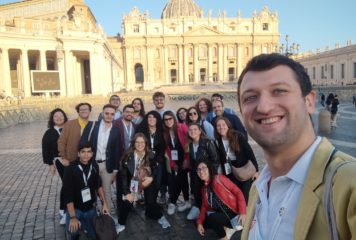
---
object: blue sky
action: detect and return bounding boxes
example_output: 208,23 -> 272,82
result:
1,0 -> 355,53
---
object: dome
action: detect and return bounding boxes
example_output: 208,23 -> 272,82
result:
161,0 -> 203,19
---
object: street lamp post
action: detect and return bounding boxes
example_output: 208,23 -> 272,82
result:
279,34 -> 299,57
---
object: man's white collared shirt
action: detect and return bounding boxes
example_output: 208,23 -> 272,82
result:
248,137 -> 322,240
95,121 -> 112,161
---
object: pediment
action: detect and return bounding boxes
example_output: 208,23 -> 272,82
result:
184,25 -> 223,36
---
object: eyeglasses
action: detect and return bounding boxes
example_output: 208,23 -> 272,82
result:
196,166 -> 208,173
164,117 -> 173,122
104,112 -> 115,116
189,112 -> 198,116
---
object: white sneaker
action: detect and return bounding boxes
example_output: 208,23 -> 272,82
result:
225,228 -> 237,239
187,206 -> 200,220
59,214 -> 66,225
116,224 -> 125,234
158,216 -> 171,229
167,203 -> 176,215
177,201 -> 191,212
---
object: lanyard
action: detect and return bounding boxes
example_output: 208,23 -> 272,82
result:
134,152 -> 144,178
123,121 -> 132,138
150,134 -> 155,150
170,132 -> 176,149
253,181 -> 297,240
78,164 -> 93,187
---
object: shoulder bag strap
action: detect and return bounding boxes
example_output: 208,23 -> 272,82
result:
88,121 -> 96,142
323,148 -> 352,240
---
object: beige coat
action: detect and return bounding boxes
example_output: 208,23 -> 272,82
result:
57,119 -> 81,162
242,138 -> 356,240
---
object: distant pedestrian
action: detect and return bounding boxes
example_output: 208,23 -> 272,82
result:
353,95 -> 356,107
325,93 -> 334,111
331,94 -> 340,127
320,93 -> 325,107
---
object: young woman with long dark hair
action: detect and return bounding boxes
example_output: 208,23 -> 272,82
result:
162,111 -> 191,215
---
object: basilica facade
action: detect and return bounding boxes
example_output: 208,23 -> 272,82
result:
0,0 -> 279,97
119,1 -> 280,90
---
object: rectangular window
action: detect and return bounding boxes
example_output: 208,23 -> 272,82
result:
133,24 -> 139,33
341,63 -> 345,79
354,62 -> 356,78
330,65 -> 334,79
321,66 -> 324,79
262,23 -> 269,31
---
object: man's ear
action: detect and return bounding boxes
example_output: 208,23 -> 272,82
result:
305,90 -> 316,114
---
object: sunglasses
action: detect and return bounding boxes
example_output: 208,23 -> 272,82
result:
164,117 -> 173,122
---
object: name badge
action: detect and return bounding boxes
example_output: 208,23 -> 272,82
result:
224,162 -> 232,175
81,187 -> 91,203
171,150 -> 178,161
130,180 -> 139,193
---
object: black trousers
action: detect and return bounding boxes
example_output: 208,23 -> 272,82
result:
55,159 -> 65,210
144,184 -> 163,220
227,174 -> 252,203
118,200 -> 133,225
168,168 -> 189,204
190,171 -> 203,208
203,212 -> 232,238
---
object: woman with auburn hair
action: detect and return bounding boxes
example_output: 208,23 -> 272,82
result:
116,133 -> 171,232
195,97 -> 212,121
214,116 -> 258,201
132,97 -> 145,125
162,111 -> 191,215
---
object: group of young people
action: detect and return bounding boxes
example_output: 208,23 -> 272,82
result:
42,89 -> 258,239
41,53 -> 356,240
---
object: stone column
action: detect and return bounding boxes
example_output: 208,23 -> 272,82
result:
57,50 -> 67,96
90,50 -> 98,94
163,46 -> 169,84
183,45 -> 189,83
40,50 -> 47,70
178,45 -> 184,84
64,50 -> 73,96
218,44 -> 224,82
194,45 -> 199,83
1,48 -> 12,95
21,49 -> 31,97
237,44 -> 243,78
207,44 -> 213,83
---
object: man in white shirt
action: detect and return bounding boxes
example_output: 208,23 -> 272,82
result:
238,53 -> 356,240
81,104 -> 121,211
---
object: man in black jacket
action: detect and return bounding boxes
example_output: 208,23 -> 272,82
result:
81,104 -> 121,212
63,142 -> 109,239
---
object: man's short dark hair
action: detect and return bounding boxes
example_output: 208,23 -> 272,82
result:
102,104 -> 116,111
237,53 -> 312,106
109,95 -> 120,102
75,103 -> 92,113
212,93 -> 223,100
123,104 -> 134,112
78,141 -> 92,152
152,91 -> 165,100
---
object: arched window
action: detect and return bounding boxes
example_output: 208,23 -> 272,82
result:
134,63 -> 144,84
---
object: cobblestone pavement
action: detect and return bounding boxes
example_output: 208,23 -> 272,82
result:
0,102 -> 355,240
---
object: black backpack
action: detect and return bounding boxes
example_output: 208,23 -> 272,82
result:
92,214 -> 117,240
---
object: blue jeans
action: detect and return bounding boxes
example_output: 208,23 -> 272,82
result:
66,208 -> 97,239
